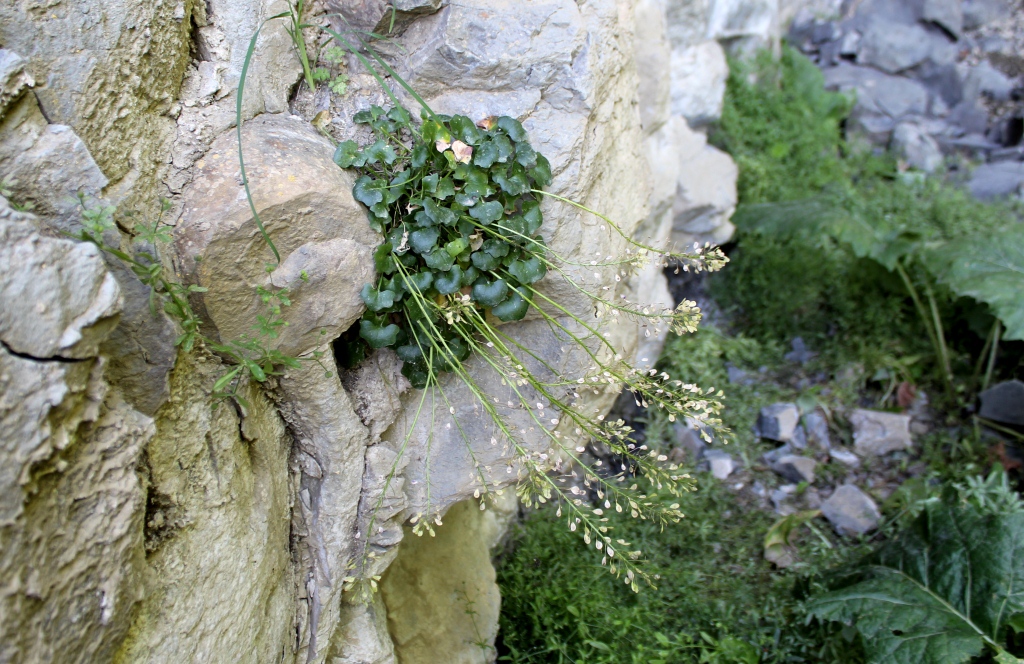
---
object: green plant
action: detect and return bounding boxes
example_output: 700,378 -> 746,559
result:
73,195 -> 307,406
713,47 -> 1023,405
808,498 -> 1024,663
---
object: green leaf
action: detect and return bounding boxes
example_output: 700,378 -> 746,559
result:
403,270 -> 433,294
373,243 -> 396,274
491,286 -> 529,321
396,344 -> 424,363
387,106 -> 412,127
360,283 -> 395,312
449,115 -> 483,145
421,173 -> 439,194
491,133 -> 514,162
411,144 -> 429,168
515,141 -> 537,169
409,228 -> 439,254
333,140 -> 364,168
471,251 -> 499,271
492,168 -> 530,196
460,265 -> 480,286
924,227 -> 1024,341
469,200 -> 504,225
474,140 -> 499,168
529,153 -> 552,186
471,278 -> 509,307
445,237 -> 469,257
363,139 -> 398,166
213,366 -> 243,393
435,177 -> 456,200
353,176 -> 386,208
424,248 -> 455,271
462,168 -> 491,198
424,199 -> 457,227
434,265 -> 463,295
522,200 -> 543,234
807,501 -> 1024,664
243,358 -> 267,382
508,256 -> 546,284
359,319 -> 401,349
497,116 -> 527,142
482,238 -> 509,258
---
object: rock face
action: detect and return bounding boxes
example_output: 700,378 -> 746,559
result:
0,0 -> 795,661
758,403 -> 801,442
979,380 -> 1024,426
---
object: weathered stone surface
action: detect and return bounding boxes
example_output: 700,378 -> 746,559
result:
673,419 -> 709,461
175,113 -> 379,357
706,0 -> 777,51
381,497 -> 514,664
923,0 -> 963,38
758,403 -> 800,442
968,160 -> 1024,200
772,454 -> 817,483
821,484 -> 880,536
666,0 -> 711,51
0,0 -> 193,215
99,260 -> 179,416
0,375 -> 152,664
636,0 -> 674,133
978,380 -> 1024,426
822,64 -> 930,129
857,19 -> 934,74
0,49 -> 33,115
0,92 -> 110,232
892,121 -> 944,172
341,349 -> 412,443
829,447 -> 862,467
329,593 -> 397,664
803,410 -> 832,450
272,344 -> 372,664
850,409 -> 913,456
0,211 -> 121,360
704,448 -> 736,479
113,354 -> 293,664
672,116 -> 738,246
962,0 -> 1012,30
670,40 -> 729,126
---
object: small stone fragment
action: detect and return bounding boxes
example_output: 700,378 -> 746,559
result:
821,485 -> 880,537
762,442 -> 793,465
672,420 -> 707,461
704,449 -> 735,480
849,409 -> 913,456
978,380 -> 1024,427
829,448 -> 861,468
758,403 -> 800,442
771,455 -> 817,484
803,411 -> 831,450
789,425 -> 808,450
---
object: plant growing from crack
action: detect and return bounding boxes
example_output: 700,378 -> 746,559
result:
72,195 -> 309,407
239,19 -> 731,592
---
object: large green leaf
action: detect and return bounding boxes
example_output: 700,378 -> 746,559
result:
924,228 -> 1024,341
807,501 -> 1024,664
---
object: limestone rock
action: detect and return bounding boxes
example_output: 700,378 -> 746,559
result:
0,91 -> 110,232
968,160 -> 1024,200
175,113 -> 379,357
821,484 -> 880,536
706,0 -> 777,51
670,40 -> 729,126
823,64 -> 930,141
829,447 -> 862,467
849,409 -> 913,456
758,403 -> 800,442
329,594 -> 396,664
856,19 -> 934,74
978,380 -> 1024,426
666,0 -> 711,51
704,449 -> 736,479
0,49 -> 33,115
0,211 -> 121,360
636,0 -> 673,133
962,0 -> 1012,30
892,122 -> 943,173
673,419 -> 709,461
672,116 -> 738,246
341,349 -> 412,442
922,0 -> 963,38
771,455 -> 817,483
803,411 -> 832,450
380,499 -> 507,664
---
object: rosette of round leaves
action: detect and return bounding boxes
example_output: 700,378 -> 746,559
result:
333,105 -> 553,387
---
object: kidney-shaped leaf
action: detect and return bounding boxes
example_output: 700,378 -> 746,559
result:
359,319 -> 400,349
472,278 -> 509,307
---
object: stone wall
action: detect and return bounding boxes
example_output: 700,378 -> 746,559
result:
0,0 -> 777,661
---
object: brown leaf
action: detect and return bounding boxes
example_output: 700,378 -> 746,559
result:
451,140 -> 473,164
897,381 -> 917,409
476,116 -> 497,130
435,138 -> 452,152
